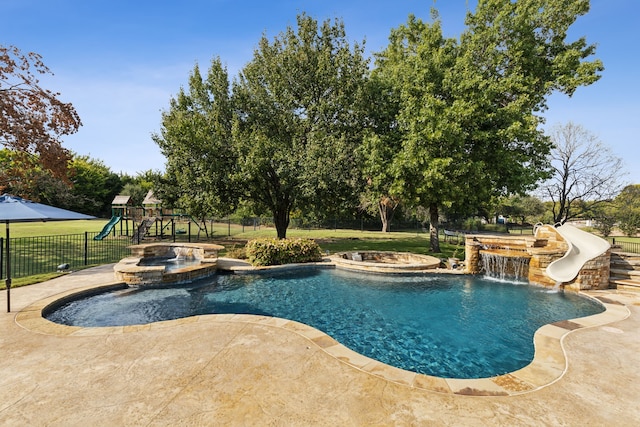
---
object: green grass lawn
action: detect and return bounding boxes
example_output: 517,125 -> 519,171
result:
219,227 -> 464,261
5,219 -> 106,238
606,235 -> 640,242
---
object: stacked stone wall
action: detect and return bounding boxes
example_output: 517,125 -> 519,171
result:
465,225 -> 610,291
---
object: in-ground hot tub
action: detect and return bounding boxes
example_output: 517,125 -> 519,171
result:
114,242 -> 224,285
330,250 -> 442,274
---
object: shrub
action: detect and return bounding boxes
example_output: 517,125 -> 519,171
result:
245,238 -> 323,266
224,244 -> 247,259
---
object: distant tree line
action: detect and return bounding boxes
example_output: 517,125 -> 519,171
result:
0,148 -> 157,217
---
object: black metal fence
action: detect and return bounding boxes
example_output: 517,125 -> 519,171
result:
607,238 -> 640,254
211,216 -> 430,234
0,232 -> 132,280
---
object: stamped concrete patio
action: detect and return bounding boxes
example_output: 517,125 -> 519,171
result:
0,264 -> 638,426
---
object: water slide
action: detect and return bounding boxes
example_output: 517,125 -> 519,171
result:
545,223 -> 610,283
93,215 -> 121,240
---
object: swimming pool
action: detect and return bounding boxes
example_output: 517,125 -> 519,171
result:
45,268 -> 604,379
137,256 -> 202,272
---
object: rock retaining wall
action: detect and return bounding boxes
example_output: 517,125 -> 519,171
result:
465,225 -> 611,291
114,242 -> 224,286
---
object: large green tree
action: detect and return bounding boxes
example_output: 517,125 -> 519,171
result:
153,58 -> 238,220
155,15 -> 368,238
370,0 -> 603,252
65,155 -> 123,216
614,185 -> 640,237
233,14 -> 369,238
358,71 -> 404,232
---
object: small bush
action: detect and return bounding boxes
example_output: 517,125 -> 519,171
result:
245,238 -> 323,266
224,245 -> 247,259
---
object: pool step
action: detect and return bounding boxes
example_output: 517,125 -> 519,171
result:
610,279 -> 640,293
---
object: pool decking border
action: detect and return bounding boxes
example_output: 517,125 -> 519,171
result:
16,260 -> 630,397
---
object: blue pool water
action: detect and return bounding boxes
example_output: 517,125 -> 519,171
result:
137,256 -> 201,272
45,269 -> 604,378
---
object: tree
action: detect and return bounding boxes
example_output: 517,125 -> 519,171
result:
0,149 -> 123,216
614,184 -> 640,237
117,170 -> 158,207
233,14 -> 369,238
0,45 -> 81,184
358,73 -> 403,232
0,149 -> 124,215
66,156 -> 123,217
498,194 -> 545,225
369,0 -> 602,252
539,122 -> 625,224
590,202 -> 616,237
0,148 -> 52,199
372,15 -> 464,250
153,58 -> 239,221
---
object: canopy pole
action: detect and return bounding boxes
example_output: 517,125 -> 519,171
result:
5,220 -> 11,312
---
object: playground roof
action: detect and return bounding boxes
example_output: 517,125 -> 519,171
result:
111,195 -> 131,205
143,190 -> 162,206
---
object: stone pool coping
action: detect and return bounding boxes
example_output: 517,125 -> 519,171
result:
329,251 -> 442,274
15,261 -> 631,397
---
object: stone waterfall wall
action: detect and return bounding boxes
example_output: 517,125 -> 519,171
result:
464,235 -> 533,275
526,225 -> 567,287
465,225 -> 611,291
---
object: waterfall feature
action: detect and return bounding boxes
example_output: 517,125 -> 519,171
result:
480,250 -> 530,281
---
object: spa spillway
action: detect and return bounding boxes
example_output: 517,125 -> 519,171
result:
113,242 -> 224,285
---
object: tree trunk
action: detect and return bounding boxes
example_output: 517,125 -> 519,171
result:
380,210 -> 390,233
200,217 -> 210,237
378,197 -> 397,233
273,206 -> 290,239
429,203 -> 440,253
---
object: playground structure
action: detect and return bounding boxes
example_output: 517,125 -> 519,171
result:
94,191 -> 207,242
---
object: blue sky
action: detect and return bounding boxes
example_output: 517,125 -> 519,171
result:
3,0 -> 639,184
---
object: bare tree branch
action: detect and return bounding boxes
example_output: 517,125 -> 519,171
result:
539,122 -> 626,224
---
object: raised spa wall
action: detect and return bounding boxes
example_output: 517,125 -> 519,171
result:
464,224 -> 611,291
331,251 -> 441,274
114,243 -> 224,285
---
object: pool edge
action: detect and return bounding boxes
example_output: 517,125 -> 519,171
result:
15,281 -> 630,397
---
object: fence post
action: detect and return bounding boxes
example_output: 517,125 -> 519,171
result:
84,232 -> 89,265
0,237 -> 3,280
188,222 -> 192,243
228,218 -> 231,236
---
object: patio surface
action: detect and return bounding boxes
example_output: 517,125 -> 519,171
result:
0,264 -> 638,426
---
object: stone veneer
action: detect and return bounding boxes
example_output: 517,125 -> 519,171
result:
330,251 -> 442,274
465,225 -> 611,291
114,242 -> 224,286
